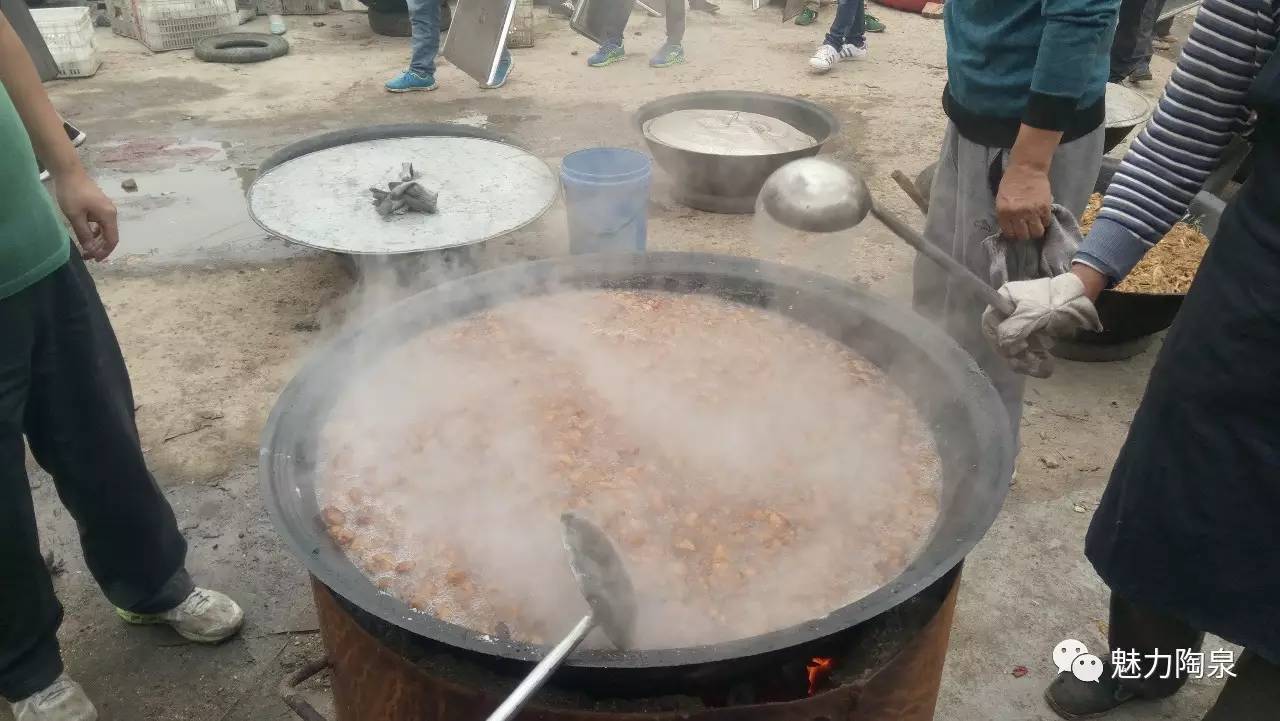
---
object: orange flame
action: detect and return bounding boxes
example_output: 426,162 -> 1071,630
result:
806,657 -> 835,695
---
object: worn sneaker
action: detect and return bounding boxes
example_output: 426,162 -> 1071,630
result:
384,70 -> 437,93
588,43 -> 625,67
794,6 -> 816,24
9,674 -> 97,721
689,0 -> 718,13
649,42 -> 685,68
482,51 -> 513,88
116,587 -> 244,643
549,0 -> 573,17
1044,671 -> 1137,720
62,121 -> 86,148
268,13 -> 286,34
1128,68 -> 1153,82
840,41 -> 867,60
808,43 -> 839,73
865,13 -> 885,32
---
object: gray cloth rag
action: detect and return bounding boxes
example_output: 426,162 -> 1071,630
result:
981,204 -> 1082,287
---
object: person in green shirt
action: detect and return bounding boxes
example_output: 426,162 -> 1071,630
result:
0,13 -> 244,721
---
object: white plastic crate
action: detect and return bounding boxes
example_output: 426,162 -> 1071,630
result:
31,7 -> 102,78
506,0 -> 532,48
110,0 -> 238,52
279,0 -> 329,14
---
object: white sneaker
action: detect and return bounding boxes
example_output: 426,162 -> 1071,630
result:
808,43 -> 839,73
116,587 -> 244,643
840,41 -> 867,60
10,674 -> 97,721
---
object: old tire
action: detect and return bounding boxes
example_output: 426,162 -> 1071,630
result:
367,7 -> 411,36
194,33 -> 289,64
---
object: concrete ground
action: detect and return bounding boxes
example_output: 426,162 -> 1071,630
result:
11,4 -> 1228,720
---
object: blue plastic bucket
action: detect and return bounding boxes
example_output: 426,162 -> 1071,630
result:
560,148 -> 652,254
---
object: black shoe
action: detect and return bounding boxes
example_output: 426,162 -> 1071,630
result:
1044,671 -> 1137,720
63,120 -> 86,147
1128,68 -> 1153,82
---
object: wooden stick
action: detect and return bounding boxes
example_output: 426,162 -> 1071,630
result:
891,169 -> 930,215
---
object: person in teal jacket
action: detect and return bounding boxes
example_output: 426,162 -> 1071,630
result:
913,0 -> 1119,433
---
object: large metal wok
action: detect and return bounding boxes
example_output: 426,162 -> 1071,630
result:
260,252 -> 1013,688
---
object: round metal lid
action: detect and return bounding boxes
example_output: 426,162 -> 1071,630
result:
247,136 -> 558,255
1106,83 -> 1155,129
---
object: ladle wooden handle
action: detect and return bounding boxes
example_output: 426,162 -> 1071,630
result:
869,205 -> 1017,316
485,614 -> 596,721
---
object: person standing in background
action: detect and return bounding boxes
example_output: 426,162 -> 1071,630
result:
1,13 -> 245,721
913,0 -> 1118,431
587,0 -> 686,68
386,0 -> 513,91
259,0 -> 289,35
1111,0 -> 1166,81
794,0 -> 884,32
805,0 -> 875,73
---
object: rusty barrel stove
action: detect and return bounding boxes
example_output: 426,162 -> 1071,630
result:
261,253 -> 1014,721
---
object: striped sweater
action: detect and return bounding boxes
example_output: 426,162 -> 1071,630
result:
1076,0 -> 1280,281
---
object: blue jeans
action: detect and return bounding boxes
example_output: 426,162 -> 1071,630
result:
407,0 -> 441,76
822,0 -> 864,49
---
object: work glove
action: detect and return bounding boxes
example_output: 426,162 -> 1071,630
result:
981,205 -> 1081,287
982,272 -> 1102,378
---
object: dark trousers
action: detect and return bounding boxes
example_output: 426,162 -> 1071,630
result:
602,0 -> 685,46
1110,594 -> 1280,719
1111,0 -> 1165,78
822,0 -> 865,50
0,252 -> 191,702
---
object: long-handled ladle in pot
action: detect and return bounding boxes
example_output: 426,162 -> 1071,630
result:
756,157 -> 1016,316
485,513 -> 637,721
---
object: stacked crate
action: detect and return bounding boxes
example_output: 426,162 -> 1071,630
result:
109,0 -> 238,51
506,0 -> 533,48
31,7 -> 102,78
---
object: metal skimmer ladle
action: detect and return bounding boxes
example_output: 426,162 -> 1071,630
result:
485,513 -> 637,721
756,157 -> 1016,315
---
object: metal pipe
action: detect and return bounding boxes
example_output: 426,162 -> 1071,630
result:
869,205 -> 1016,316
485,614 -> 597,721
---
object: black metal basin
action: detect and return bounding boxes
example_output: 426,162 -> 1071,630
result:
633,91 -> 839,214
1054,157 -> 1224,361
260,252 -> 1012,690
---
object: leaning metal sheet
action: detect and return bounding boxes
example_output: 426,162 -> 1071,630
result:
247,137 -> 557,254
441,0 -> 514,86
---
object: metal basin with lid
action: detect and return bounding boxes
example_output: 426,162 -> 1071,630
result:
634,92 -> 840,214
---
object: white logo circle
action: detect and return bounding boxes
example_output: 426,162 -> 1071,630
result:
1072,653 -> 1105,682
1053,638 -> 1089,674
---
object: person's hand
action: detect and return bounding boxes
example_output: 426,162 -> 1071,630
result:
982,272 -> 1103,377
54,170 -> 119,261
996,161 -> 1053,241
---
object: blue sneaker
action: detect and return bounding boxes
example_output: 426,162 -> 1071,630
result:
385,70 -> 437,93
649,42 -> 684,68
482,52 -> 513,89
588,43 -> 625,67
